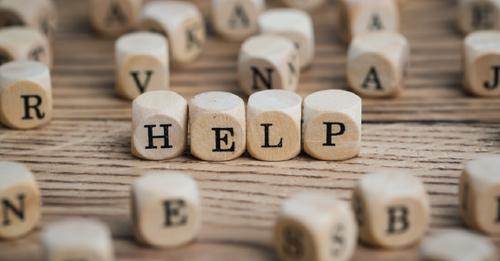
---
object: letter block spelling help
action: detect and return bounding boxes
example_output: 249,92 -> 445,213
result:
0,27 -> 52,67
89,0 -> 142,37
212,0 -> 265,41
458,0 -> 500,34
0,0 -> 57,39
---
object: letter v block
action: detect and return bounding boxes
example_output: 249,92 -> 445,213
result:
352,170 -> 430,249
0,161 -> 41,240
131,171 -> 201,248
212,0 -> 265,41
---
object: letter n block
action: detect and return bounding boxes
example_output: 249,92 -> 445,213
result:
352,170 -> 430,249
212,0 -> 265,41
131,171 -> 201,248
0,161 -> 41,240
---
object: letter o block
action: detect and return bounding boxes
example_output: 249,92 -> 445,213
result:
189,91 -> 246,161
352,171 -> 430,249
247,90 -> 302,161
458,0 -> 500,34
0,0 -> 57,39
0,161 -> 41,240
274,192 -> 357,261
238,35 -> 299,95
212,0 -> 265,41
347,31 -> 409,98
0,61 -> 52,129
0,27 -> 52,67
303,90 -> 362,161
281,0 -> 325,11
89,0 -> 142,37
131,90 -> 187,160
131,171 -> 201,248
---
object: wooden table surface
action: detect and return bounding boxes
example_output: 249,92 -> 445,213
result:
1,0 -> 500,260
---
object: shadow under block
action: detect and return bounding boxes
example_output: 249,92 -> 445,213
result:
131,171 -> 201,248
457,0 -> 500,34
347,31 -> 409,98
189,91 -> 246,161
115,32 -> 169,100
211,0 -> 265,41
141,0 -> 205,66
352,171 -> 430,249
0,26 -> 52,67
280,0 -> 326,11
42,219 -> 114,261
303,90 -> 362,161
247,90 -> 302,161
0,61 -> 52,129
274,192 -> 357,261
89,0 -> 142,37
0,161 -> 41,240
238,35 -> 299,95
131,90 -> 187,160
0,0 -> 57,39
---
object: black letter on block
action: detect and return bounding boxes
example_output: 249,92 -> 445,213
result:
163,199 -> 187,227
261,123 -> 283,148
484,65 -> 500,90
21,95 -> 45,120
212,128 -> 235,152
323,122 -> 346,147
251,66 -> 274,90
386,205 -> 410,234
282,225 -> 304,258
144,124 -> 173,150
229,4 -> 250,28
362,67 -> 383,90
2,194 -> 25,226
105,1 -> 127,25
130,70 -> 154,93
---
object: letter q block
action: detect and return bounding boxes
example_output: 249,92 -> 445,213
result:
212,0 -> 265,41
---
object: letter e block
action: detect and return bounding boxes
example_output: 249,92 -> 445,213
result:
0,27 -> 52,67
89,0 -> 142,37
458,0 -> 500,34
212,0 -> 265,41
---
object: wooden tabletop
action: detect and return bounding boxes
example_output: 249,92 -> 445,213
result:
1,0 -> 500,260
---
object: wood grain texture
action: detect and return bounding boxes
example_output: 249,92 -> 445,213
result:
0,0 -> 499,260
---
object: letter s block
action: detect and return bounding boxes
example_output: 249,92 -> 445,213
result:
212,0 -> 265,41
131,171 -> 201,248
0,27 -> 52,67
352,171 -> 430,249
0,161 -> 41,240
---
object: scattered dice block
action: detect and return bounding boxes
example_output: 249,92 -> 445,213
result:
258,9 -> 314,69
458,0 -> 500,34
115,32 -> 169,100
274,192 -> 357,261
238,35 -> 300,95
89,0 -> 142,37
0,61 -> 52,129
0,27 -> 52,67
352,170 -> 430,249
212,0 -> 265,41
131,171 -> 201,248
42,218 -> 114,261
131,90 -> 187,160
247,90 -> 302,161
189,91 -> 246,161
141,1 -> 206,66
347,31 -> 409,98
0,161 -> 41,240
303,90 -> 362,161
281,0 -> 325,11
0,0 -> 57,39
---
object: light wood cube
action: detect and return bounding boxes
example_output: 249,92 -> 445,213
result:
212,0 -> 265,41
281,0 -> 325,11
0,27 -> 52,67
247,90 -> 302,161
42,218 -> 114,261
238,35 -> 300,95
0,61 -> 52,129
352,170 -> 430,249
131,90 -> 187,160
347,31 -> 409,98
274,192 -> 358,261
89,0 -> 142,37
258,9 -> 314,69
303,90 -> 362,161
132,171 -> 201,248
141,1 -> 206,66
458,0 -> 500,34
0,161 -> 41,240
115,31 -> 169,100
0,0 -> 57,39
189,91 -> 246,161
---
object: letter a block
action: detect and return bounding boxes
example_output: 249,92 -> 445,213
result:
89,0 -> 142,37
247,90 -> 302,161
132,91 -> 187,160
238,35 -> 299,95
0,161 -> 41,240
352,171 -> 430,249
212,0 -> 265,41
0,61 -> 52,129
0,0 -> 57,39
347,31 -> 409,98
0,27 -> 52,67
189,91 -> 246,161
303,90 -> 362,161
458,0 -> 500,34
274,192 -> 357,261
131,171 -> 201,248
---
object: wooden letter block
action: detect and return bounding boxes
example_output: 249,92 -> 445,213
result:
303,90 -> 362,161
141,1 -> 206,66
115,32 -> 169,100
212,0 -> 265,41
0,0 -> 57,39
247,90 -> 301,161
189,91 -> 246,161
132,90 -> 187,160
464,31 -> 500,97
347,31 -> 409,98
89,0 -> 142,37
352,171 -> 430,249
0,161 -> 41,240
42,219 -> 114,261
274,192 -> 357,261
258,9 -> 314,69
131,171 -> 201,248
281,0 -> 325,11
238,35 -> 299,95
460,155 -> 500,234
0,27 -> 52,67
0,61 -> 52,129
458,0 -> 500,34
